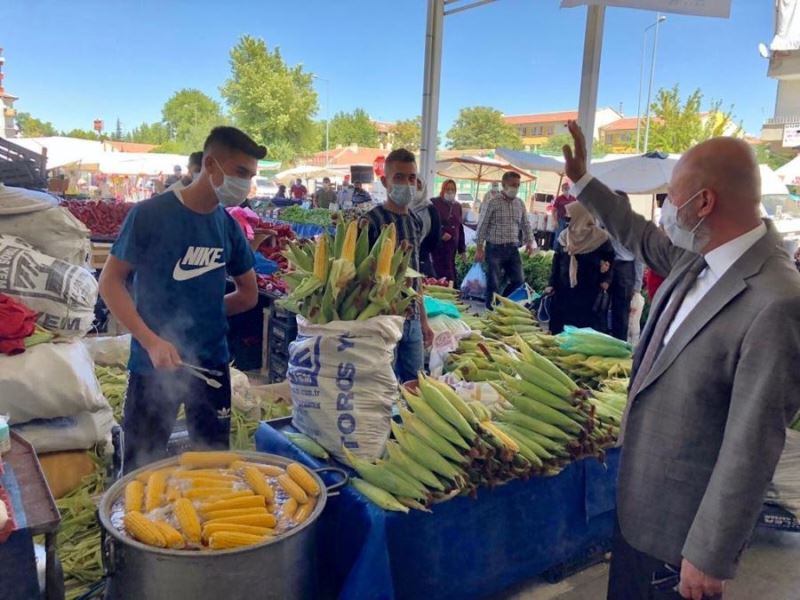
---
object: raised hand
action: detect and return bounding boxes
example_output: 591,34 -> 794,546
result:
562,120 -> 588,184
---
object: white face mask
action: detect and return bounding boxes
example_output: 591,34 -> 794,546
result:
504,186 -> 519,199
661,189 -> 706,252
212,158 -> 250,207
389,184 -> 415,208
444,191 -> 456,202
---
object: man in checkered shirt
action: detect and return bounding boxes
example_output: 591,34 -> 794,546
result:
475,171 -> 535,308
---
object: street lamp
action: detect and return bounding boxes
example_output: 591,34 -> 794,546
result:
313,75 -> 330,166
636,15 -> 667,154
641,14 -> 666,153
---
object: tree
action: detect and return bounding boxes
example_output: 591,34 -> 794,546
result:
446,106 -> 523,150
393,117 -> 422,151
15,112 -> 58,137
645,85 -> 740,153
62,128 -> 99,140
539,133 -> 612,157
113,118 -> 123,141
754,143 -> 795,172
126,122 -> 170,145
328,108 -> 379,147
221,35 -> 318,162
162,89 -> 224,153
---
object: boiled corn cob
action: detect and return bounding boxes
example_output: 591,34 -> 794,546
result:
124,511 -> 167,548
178,451 -> 240,469
294,499 -> 316,524
200,496 -> 267,513
125,480 -> 144,513
184,488 -> 254,501
153,520 -> 185,549
145,471 -> 167,512
230,461 -> 285,477
278,474 -> 309,504
201,523 -> 274,540
208,531 -> 268,550
204,514 -> 277,528
283,498 -> 298,519
203,507 -> 270,521
287,463 -> 320,497
243,467 -> 275,502
174,498 -> 202,544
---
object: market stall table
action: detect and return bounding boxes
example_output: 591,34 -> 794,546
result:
0,432 -> 62,600
255,422 -> 620,600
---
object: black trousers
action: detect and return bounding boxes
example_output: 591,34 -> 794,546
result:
608,521 -> 722,600
610,260 -> 636,342
485,242 -> 524,309
122,366 -> 231,474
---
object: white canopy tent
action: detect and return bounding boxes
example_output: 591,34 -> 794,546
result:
495,148 -> 566,175
419,0 -> 731,190
776,154 -> 800,186
274,165 -> 343,185
13,136 -> 107,170
761,163 -> 791,196
60,152 -> 188,176
588,151 -> 681,194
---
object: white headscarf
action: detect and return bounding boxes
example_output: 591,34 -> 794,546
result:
411,178 -> 433,238
557,202 -> 609,288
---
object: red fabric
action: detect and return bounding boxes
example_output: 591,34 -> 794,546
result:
290,184 -> 307,199
553,194 -> 576,221
0,487 -> 16,543
0,294 -> 38,356
644,268 -> 666,300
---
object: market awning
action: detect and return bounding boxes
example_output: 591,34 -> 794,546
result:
274,165 -> 342,184
495,148 -> 566,175
435,156 -> 535,183
588,151 -> 680,194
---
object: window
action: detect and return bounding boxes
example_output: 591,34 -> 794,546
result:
522,127 -> 527,135
546,126 -> 554,136
606,134 -> 613,144
534,126 -> 541,136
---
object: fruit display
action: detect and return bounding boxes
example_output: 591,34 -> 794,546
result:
279,221 -> 417,324
61,199 -> 134,238
114,452 -> 320,550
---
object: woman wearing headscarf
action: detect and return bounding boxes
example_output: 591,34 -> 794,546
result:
544,202 -> 615,334
411,176 -> 441,277
430,179 -> 466,283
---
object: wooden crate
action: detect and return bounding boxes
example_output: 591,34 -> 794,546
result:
90,241 -> 112,270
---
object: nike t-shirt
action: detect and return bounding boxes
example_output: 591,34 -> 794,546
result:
111,191 -> 254,372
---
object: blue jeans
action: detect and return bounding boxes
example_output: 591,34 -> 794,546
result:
395,316 -> 423,384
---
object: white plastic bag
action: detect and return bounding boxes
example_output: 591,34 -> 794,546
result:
230,366 -> 260,419
288,315 -> 404,462
628,292 -> 645,347
766,429 -> 800,519
12,407 -> 115,453
0,235 -> 98,337
82,334 -> 131,366
460,263 -> 487,300
0,184 -> 90,266
0,341 -> 110,424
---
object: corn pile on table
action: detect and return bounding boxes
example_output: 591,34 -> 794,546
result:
256,422 -> 620,600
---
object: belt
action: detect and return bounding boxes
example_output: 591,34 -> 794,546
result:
486,241 -> 518,248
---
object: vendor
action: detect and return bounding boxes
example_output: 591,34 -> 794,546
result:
167,151 -> 203,192
365,148 -> 434,383
99,126 -> 261,473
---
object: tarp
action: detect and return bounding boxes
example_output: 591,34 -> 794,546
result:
495,148 -> 566,175
275,165 -> 342,184
776,154 -> 800,187
436,155 -> 535,182
772,0 -> 800,51
13,136 -> 107,170
561,0 -> 731,18
60,152 -> 188,176
588,151 -> 680,194
256,422 -> 620,600
760,164 -> 791,196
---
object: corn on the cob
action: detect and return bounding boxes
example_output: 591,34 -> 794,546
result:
178,451 -> 240,469
135,467 -> 174,484
188,477 -> 234,489
417,374 -> 477,440
124,511 -> 167,547
174,498 -> 202,544
294,499 -> 316,524
153,520 -> 185,549
384,441 -> 444,491
125,480 -> 144,513
342,448 -> 425,499
286,463 -> 320,497
283,433 -> 330,460
424,377 -> 478,428
145,471 -> 167,513
229,461 -> 285,477
391,422 -> 463,481
208,531 -> 268,550
243,467 -> 275,502
202,523 -> 274,540
200,496 -> 267,513
175,471 -> 238,482
350,478 -> 409,513
203,507 -> 270,521
204,514 -> 277,528
175,468 -> 236,478
277,474 -> 309,504
401,387 -> 470,449
165,484 -> 181,503
398,407 -> 466,463
283,498 -> 298,519
184,488 -> 254,501
479,421 -> 520,452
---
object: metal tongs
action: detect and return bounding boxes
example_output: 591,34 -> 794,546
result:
181,363 -> 223,389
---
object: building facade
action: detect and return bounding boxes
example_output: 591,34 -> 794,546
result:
0,48 -> 19,138
503,108 -> 623,149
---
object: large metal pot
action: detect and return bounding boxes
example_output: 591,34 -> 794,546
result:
98,452 -> 346,600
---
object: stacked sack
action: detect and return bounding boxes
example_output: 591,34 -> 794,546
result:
0,185 -> 113,454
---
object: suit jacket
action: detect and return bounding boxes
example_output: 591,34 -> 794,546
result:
580,177 -> 800,579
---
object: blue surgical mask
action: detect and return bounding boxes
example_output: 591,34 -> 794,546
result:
389,184 -> 415,208
212,158 -> 251,206
661,190 -> 706,252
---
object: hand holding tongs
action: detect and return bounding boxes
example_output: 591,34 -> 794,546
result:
181,363 -> 223,389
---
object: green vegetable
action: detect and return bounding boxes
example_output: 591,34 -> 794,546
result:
278,205 -> 333,227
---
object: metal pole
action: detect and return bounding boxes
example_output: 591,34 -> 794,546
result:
576,5 -> 605,167
420,0 -> 444,191
325,79 -> 330,166
635,30 -> 647,153
643,14 -> 663,153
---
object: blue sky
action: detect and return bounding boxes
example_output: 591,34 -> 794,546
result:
2,0 -> 776,140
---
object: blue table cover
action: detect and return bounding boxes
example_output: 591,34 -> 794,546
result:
260,219 -> 336,240
0,464 -> 42,600
256,423 -> 620,600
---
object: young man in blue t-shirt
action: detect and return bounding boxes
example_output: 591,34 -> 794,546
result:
99,126 -> 262,473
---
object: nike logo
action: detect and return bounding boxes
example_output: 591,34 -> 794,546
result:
172,246 -> 225,281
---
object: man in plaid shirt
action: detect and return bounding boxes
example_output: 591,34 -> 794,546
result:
475,171 -> 535,308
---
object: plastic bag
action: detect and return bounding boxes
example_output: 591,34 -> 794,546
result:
287,314 -> 404,462
628,292 -> 645,347
12,407 -> 115,453
556,325 -> 632,358
459,263 -> 487,300
82,334 -> 131,366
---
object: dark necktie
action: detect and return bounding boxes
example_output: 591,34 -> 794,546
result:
620,258 -> 707,440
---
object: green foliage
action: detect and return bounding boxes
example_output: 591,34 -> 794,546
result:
277,205 -> 332,226
393,116 -> 422,151
646,85 -> 740,153
160,89 -> 224,154
520,251 -> 553,292
455,246 -> 477,287
126,121 -> 170,145
62,128 -> 99,140
447,106 -> 523,150
221,35 -> 318,162
538,133 -> 611,157
15,111 -> 58,137
754,143 -> 795,171
328,108 -> 379,147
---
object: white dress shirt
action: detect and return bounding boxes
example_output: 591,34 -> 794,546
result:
571,172 -> 768,345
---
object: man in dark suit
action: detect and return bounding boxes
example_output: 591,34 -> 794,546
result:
562,121 -> 800,599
